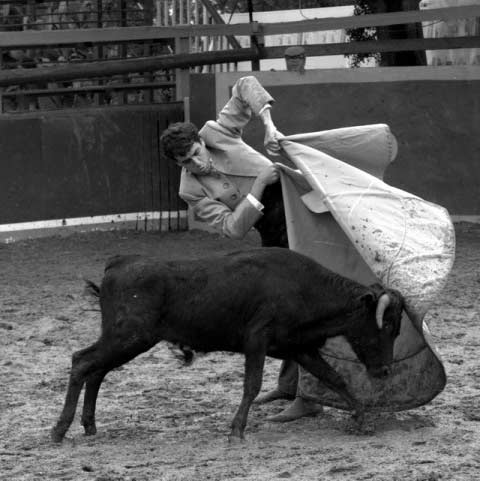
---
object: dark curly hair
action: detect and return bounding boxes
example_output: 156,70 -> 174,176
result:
159,122 -> 201,161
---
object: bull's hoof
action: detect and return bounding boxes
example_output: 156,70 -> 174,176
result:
357,420 -> 376,435
346,422 -> 376,436
83,424 -> 97,436
228,428 -> 245,444
50,427 -> 66,443
228,434 -> 245,445
346,412 -> 375,436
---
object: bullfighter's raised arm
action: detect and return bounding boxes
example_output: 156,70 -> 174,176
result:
201,75 -> 283,156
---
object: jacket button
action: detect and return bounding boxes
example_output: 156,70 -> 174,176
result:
223,182 -> 229,189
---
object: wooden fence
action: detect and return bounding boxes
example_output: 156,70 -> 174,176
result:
0,0 -> 241,111
0,4 -> 479,112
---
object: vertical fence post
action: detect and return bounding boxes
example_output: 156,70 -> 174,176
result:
155,0 -> 161,25
247,0 -> 260,71
175,37 -> 190,102
120,0 -> 128,104
179,0 -> 184,24
186,0 -> 191,26
93,0 -> 103,106
143,0 -> 154,104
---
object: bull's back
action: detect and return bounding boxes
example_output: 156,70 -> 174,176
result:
101,248 -> 317,294
98,249 -> 342,350
100,248 -> 335,314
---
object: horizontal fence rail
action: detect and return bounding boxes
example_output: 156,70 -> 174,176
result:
2,37 -> 480,88
0,48 -> 259,86
275,36 -> 480,58
2,6 -> 480,48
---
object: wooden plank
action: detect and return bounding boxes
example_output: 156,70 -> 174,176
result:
0,36 -> 478,87
1,6 -> 479,49
0,48 -> 260,87
266,36 -> 480,58
175,36 -> 190,101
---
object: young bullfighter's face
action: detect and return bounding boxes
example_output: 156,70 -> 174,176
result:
175,139 -> 214,176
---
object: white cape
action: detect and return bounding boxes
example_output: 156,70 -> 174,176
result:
278,125 -> 455,410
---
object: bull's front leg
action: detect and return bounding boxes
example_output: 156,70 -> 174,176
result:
229,348 -> 266,441
294,351 -> 365,426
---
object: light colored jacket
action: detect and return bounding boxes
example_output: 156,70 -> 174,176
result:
179,76 -> 274,239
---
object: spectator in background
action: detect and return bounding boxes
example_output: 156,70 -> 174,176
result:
284,45 -> 306,74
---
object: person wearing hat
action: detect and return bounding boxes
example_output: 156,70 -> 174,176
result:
284,46 -> 307,74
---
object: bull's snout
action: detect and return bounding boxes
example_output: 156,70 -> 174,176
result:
369,365 -> 391,379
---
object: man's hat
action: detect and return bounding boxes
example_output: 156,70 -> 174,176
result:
284,46 -> 306,57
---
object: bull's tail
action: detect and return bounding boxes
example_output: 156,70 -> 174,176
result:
84,279 -> 100,298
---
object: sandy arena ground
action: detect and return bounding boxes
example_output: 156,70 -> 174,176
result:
1,222 -> 479,481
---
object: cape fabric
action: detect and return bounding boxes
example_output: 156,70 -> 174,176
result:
278,125 -> 455,411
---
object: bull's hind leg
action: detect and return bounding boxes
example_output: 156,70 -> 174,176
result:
80,338 -> 151,436
51,342 -> 101,443
230,344 -> 266,441
51,336 -> 154,442
294,350 -> 364,422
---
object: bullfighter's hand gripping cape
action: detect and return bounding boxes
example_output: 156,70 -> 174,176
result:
278,124 -> 455,410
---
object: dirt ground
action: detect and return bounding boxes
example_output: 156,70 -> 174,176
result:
0,222 -> 479,481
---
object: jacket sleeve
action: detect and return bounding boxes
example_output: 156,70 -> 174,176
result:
214,76 -> 274,135
180,190 -> 263,240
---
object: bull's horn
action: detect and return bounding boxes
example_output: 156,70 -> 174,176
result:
376,293 -> 391,329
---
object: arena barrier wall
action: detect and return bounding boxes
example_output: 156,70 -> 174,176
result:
0,103 -> 187,242
190,66 -> 480,221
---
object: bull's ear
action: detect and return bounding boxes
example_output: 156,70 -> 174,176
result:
359,291 -> 376,306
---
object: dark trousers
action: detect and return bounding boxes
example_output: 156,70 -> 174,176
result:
256,183 -> 296,394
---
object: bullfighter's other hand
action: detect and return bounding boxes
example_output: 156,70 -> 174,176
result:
275,163 -> 311,191
257,163 -> 280,186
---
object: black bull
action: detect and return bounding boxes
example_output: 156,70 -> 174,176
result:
51,247 -> 404,442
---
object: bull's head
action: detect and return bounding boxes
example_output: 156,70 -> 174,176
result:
347,284 -> 404,379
